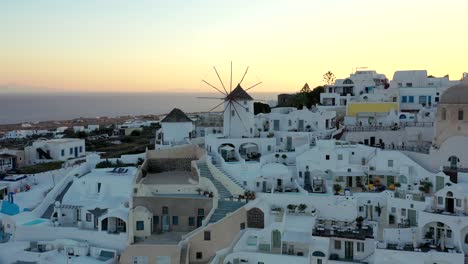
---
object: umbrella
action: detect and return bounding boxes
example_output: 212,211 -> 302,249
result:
242,143 -> 257,149
219,145 -> 235,151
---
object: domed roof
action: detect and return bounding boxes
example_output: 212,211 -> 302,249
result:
440,80 -> 468,104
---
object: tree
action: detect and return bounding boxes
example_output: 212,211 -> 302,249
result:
254,102 -> 271,115
130,130 -> 141,137
333,184 -> 342,195
298,204 -> 307,213
323,71 -> 336,85
300,83 -> 311,93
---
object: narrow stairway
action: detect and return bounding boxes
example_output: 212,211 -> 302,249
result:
197,162 -> 245,224
41,181 -> 73,218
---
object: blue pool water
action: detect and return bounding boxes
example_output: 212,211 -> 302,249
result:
23,219 -> 47,226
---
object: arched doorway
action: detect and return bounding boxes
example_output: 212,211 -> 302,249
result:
239,143 -> 260,162
218,143 -> 236,162
460,226 -> 468,253
247,207 -> 264,228
422,222 -> 454,249
101,217 -> 126,233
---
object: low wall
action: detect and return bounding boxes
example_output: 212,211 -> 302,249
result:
14,226 -> 128,251
206,158 -> 244,196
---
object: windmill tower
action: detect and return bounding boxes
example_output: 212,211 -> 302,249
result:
199,62 -> 262,138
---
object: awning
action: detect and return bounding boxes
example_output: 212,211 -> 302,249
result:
219,145 -> 235,151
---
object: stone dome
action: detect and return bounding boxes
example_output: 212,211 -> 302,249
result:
440,80 -> 468,104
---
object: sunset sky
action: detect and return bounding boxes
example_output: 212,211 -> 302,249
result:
1,0 -> 467,93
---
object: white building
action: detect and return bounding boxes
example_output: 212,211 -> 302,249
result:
4,129 -> 49,139
223,84 -> 256,138
25,138 -> 85,164
320,70 -> 391,108
391,70 -> 460,112
155,108 -> 195,149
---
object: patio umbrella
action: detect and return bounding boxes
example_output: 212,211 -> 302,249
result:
219,145 -> 235,151
242,143 -> 257,149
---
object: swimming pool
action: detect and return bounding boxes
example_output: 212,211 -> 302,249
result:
23,219 -> 47,226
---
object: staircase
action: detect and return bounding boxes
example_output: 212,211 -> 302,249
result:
179,243 -> 188,264
197,162 -> 232,199
209,201 -> 245,223
213,164 -> 247,191
465,255 -> 468,264
36,148 -> 52,159
197,162 -> 245,224
41,181 -> 74,218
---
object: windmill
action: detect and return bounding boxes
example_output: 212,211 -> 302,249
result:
198,62 -> 262,138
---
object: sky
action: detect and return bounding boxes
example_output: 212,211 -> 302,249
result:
1,0 -> 468,94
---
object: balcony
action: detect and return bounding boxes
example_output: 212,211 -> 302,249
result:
313,221 -> 373,240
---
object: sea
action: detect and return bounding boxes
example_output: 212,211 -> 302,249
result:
0,92 -> 278,124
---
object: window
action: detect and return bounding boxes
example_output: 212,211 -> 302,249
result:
288,120 -> 292,126
79,146 -> 83,153
334,240 -> 341,250
338,154 -> 343,161
401,208 -> 406,217
70,148 -> 73,155
447,229 -> 452,238
406,83 -> 413,87
97,182 -> 101,193
357,242 -> 365,252
136,221 -> 144,230
456,199 -> 462,207
172,216 -> 178,225
388,160 -> 394,167
61,149 -> 65,156
76,209 -> 81,221
317,260 -> 322,264
459,110 -> 464,121
408,96 -> 414,103
163,206 -> 169,214
299,171 -> 302,178
325,155 -> 330,160
132,256 -> 148,264
188,217 -> 194,226
196,252 -> 203,260
267,145 -> 271,151
231,110 -> 235,117
401,96 -> 407,103
351,152 -> 355,155
240,222 -> 246,230
435,97 -> 439,102
154,215 -> 159,225
86,213 -> 92,222
198,208 -> 204,215
419,96 -> 427,104
246,107 -> 249,112
465,234 -> 468,244
438,196 -> 443,205
204,231 -> 211,240
391,207 -> 396,213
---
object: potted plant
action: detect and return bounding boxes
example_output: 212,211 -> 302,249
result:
356,216 -> 364,229
333,184 -> 342,195
275,153 -> 280,162
395,182 -> 401,189
298,204 -> 307,213
418,178 -> 433,194
281,154 -> 288,164
287,204 -> 297,213
196,188 -> 202,195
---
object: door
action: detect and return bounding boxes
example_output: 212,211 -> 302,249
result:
272,230 -> 281,249
277,179 -> 282,189
345,241 -> 354,259
347,177 -> 352,188
262,181 -> 267,192
298,120 -> 304,131
304,171 -> 311,191
436,176 -> 444,192
446,198 -> 454,213
101,218 -> 108,231
370,137 -> 375,146
286,137 -> 292,151
273,120 -> 280,131
162,215 -> 170,232
74,147 -> 78,157
408,209 -> 417,226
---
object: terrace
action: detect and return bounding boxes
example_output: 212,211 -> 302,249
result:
313,220 -> 374,240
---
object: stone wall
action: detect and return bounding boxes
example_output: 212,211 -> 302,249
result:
147,158 -> 193,173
